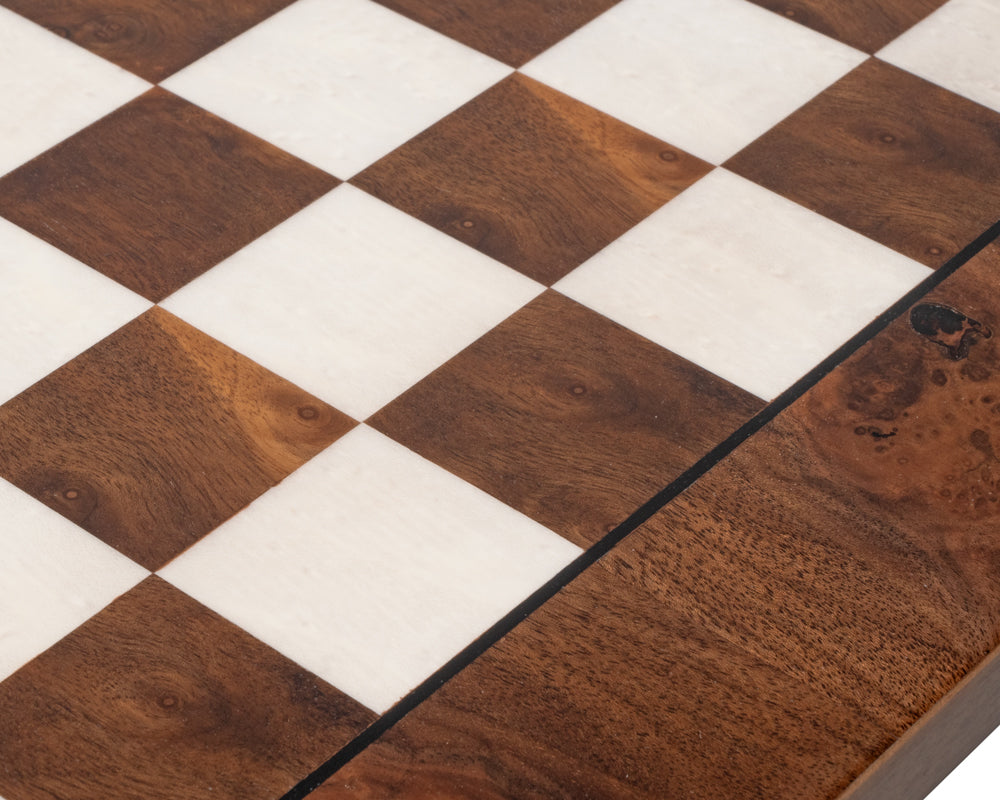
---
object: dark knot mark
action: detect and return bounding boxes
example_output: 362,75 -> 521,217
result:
971,428 -> 995,459
909,303 -> 991,360
855,425 -> 897,439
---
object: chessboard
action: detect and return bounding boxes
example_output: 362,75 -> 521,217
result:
2,0 -> 1000,798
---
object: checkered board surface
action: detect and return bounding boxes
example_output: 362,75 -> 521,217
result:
2,0 -> 1000,797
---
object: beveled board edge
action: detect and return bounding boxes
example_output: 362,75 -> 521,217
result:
839,641 -> 1000,800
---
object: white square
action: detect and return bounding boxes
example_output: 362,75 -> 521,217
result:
521,0 -> 866,165
0,7 -> 149,178
162,184 -> 542,420
878,0 -> 1000,116
0,478 -> 148,682
161,0 -> 511,178
0,218 -> 152,405
554,169 -> 932,400
159,425 -> 581,713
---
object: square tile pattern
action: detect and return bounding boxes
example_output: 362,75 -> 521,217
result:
521,0 -> 867,164
2,0 -> 1000,798
0,5 -> 148,177
0,217 -> 150,404
746,0 -> 948,52
162,0 -> 512,178
0,577 -> 375,800
352,72 -> 711,284
369,290 -> 764,546
0,0 -> 297,81
0,87 -> 336,302
726,57 -> 1000,269
878,0 -> 1000,116
162,183 -> 543,420
555,168 -> 931,399
371,0 -> 621,66
161,425 -> 581,714
0,307 -> 354,570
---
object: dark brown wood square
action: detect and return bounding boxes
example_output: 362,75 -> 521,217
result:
0,576 -> 376,800
352,73 -> 711,285
745,0 -> 947,53
0,87 -> 337,302
369,290 -> 763,548
0,307 -> 354,570
0,0 -> 297,82
726,58 -> 1000,269
372,0 -> 620,67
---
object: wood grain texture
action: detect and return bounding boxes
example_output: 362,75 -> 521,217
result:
0,0 -> 296,81
322,243 -> 1000,798
745,0 -> 947,52
319,561 -> 890,799
0,576 -> 376,800
352,73 -> 711,285
0,306 -> 354,570
0,87 -> 337,302
726,58 -> 1000,269
370,290 -> 763,548
842,643 -> 1000,800
591,243 -> 1000,795
371,0 -> 620,66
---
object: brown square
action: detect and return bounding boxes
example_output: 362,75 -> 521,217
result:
745,0 -> 947,52
369,290 -> 763,548
0,88 -> 337,302
0,576 -> 376,800
0,306 -> 355,570
726,58 -> 1000,268
372,0 -> 620,67
352,73 -> 711,286
0,0 -> 297,82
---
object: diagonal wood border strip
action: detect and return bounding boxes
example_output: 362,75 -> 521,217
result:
278,218 -> 1000,799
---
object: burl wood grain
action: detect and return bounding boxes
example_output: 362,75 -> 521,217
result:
726,59 -> 1000,269
322,244 -> 1000,797
0,306 -> 354,570
0,0 -> 296,81
0,576 -> 376,800
352,73 -> 711,285
370,290 -> 763,548
371,0 -> 620,66
0,87 -> 337,302
745,0 -> 947,52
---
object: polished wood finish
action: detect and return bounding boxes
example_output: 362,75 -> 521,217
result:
0,577 -> 376,800
726,58 -> 1000,269
746,0 -> 947,52
324,244 -> 1000,797
0,307 -> 354,570
370,290 -> 763,548
0,0 -> 297,81
320,563 -> 888,799
372,0 -> 620,66
843,643 -> 1000,800
0,88 -> 337,302
352,73 -> 711,285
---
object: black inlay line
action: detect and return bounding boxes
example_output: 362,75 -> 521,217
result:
281,219 -> 1000,800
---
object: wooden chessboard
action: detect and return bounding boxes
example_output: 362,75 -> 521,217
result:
2,0 -> 1000,798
